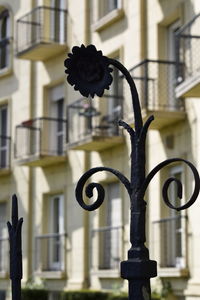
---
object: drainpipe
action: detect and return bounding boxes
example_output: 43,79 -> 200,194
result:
140,0 -> 148,60
25,60 -> 35,281
140,0 -> 151,249
83,0 -> 91,289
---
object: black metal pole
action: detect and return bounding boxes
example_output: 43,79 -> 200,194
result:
64,44 -> 200,300
7,194 -> 23,300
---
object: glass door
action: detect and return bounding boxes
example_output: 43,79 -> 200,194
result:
0,106 -> 8,168
167,165 -> 184,268
167,20 -> 181,109
51,0 -> 66,43
49,194 -> 64,270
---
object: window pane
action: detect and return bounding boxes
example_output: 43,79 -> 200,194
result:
100,0 -> 119,17
0,12 -> 9,69
0,107 -> 7,136
0,106 -> 8,168
0,202 -> 6,236
99,183 -> 121,269
0,291 -> 6,300
160,166 -> 184,268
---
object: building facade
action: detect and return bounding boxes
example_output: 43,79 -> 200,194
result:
0,0 -> 200,299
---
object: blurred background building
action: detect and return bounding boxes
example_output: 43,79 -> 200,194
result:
0,0 -> 200,299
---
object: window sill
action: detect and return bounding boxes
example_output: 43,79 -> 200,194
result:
0,271 -> 9,279
0,168 -> 11,177
158,267 -> 189,278
34,270 -> 66,279
0,66 -> 12,79
91,269 -> 120,278
92,8 -> 125,32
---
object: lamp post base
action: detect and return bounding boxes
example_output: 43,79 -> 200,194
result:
121,260 -> 157,300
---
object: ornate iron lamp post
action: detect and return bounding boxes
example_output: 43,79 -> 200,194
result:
65,44 -> 200,299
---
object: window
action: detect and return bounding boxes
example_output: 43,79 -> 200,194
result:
51,0 -> 67,43
0,202 -> 7,273
0,291 -> 6,300
48,194 -> 64,270
106,57 -> 122,111
98,182 -> 122,270
99,0 -> 121,19
160,165 -> 186,268
0,105 -> 9,168
48,291 -> 60,300
98,57 -> 122,135
49,84 -> 65,155
0,202 -> 6,238
0,9 -> 10,71
167,20 -> 181,106
35,194 -> 65,272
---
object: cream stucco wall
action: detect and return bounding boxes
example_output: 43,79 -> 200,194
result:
1,0 -> 200,299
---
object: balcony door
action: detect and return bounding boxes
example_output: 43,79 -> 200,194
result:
166,165 -> 185,268
51,0 -> 66,43
48,194 -> 64,270
0,9 -> 9,70
103,59 -> 122,135
0,105 -> 8,168
99,182 -> 122,269
49,84 -> 65,155
167,20 -> 180,108
0,202 -> 7,272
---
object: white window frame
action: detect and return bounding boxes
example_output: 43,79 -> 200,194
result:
167,20 -> 181,107
0,202 -> 7,238
0,8 -> 11,73
98,182 -> 122,270
50,0 -> 66,43
0,105 -> 9,169
48,194 -> 64,270
49,84 -> 65,155
0,202 -> 8,275
165,165 -> 186,269
99,0 -> 122,19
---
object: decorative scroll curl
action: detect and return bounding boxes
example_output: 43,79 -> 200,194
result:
139,158 -> 200,211
75,167 -> 131,211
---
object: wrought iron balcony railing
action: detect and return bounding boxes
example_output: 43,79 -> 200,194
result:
91,225 -> 123,270
128,59 -> 185,129
0,237 -> 9,276
175,13 -> 200,98
0,135 -> 11,171
16,6 -> 67,61
15,117 -> 67,166
152,215 -> 187,269
66,95 -> 124,151
35,233 -> 66,273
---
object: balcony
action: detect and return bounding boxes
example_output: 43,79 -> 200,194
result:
0,135 -> 11,175
15,117 -> 67,167
16,6 -> 67,61
66,95 -> 124,151
35,233 -> 66,278
91,226 -> 123,271
0,237 -> 9,277
152,216 -> 188,276
128,59 -> 185,129
175,13 -> 200,98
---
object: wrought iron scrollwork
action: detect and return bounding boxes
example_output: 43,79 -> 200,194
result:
140,158 -> 200,211
75,156 -> 200,213
75,167 -> 131,211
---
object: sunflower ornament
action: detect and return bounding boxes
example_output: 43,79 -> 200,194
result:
64,44 -> 113,97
